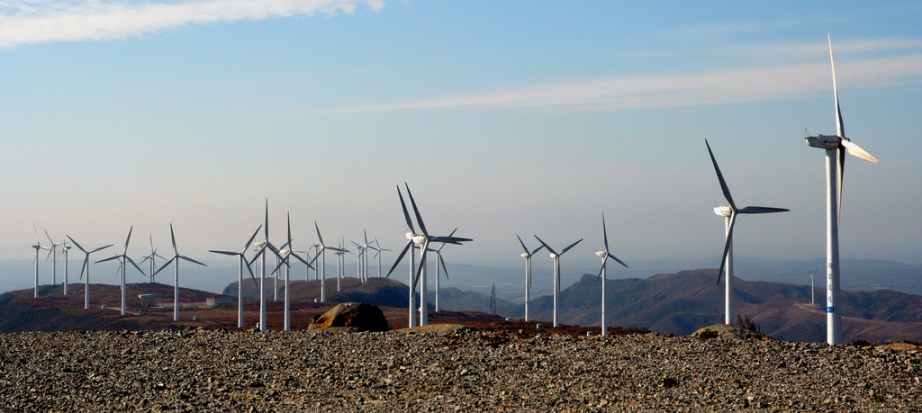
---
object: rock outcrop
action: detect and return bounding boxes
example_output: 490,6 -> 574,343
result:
308,302 -> 389,332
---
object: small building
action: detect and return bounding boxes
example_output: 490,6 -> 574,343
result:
205,297 -> 233,308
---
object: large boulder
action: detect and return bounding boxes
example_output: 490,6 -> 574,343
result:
308,302 -> 390,332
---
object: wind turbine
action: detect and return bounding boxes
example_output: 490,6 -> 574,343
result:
96,226 -> 145,316
66,235 -> 112,310
427,228 -> 456,313
209,225 -> 261,328
595,214 -> 628,337
43,230 -> 62,287
154,224 -> 207,322
337,238 -> 351,291
314,222 -> 347,303
516,234 -> 544,322
270,213 -> 313,331
705,139 -> 789,325
808,267 -> 818,306
804,35 -> 879,345
139,235 -> 168,283
31,225 -> 48,298
369,238 -> 390,278
60,241 -> 71,296
534,235 -> 582,328
386,184 -> 470,328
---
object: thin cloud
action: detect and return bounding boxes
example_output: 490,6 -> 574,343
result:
0,0 -> 385,50
339,53 -> 922,114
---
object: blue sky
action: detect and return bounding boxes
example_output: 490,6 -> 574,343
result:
1,1 -> 920,291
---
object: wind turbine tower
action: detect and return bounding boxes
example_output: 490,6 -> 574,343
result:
804,35 -> 879,345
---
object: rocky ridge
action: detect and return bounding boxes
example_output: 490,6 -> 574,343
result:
0,328 -> 919,411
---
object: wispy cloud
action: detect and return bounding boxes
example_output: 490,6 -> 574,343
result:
340,51 -> 922,114
0,0 -> 385,50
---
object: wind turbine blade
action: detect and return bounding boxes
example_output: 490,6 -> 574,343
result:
439,254 -> 449,280
841,139 -> 879,163
286,212 -> 292,246
169,224 -> 178,255
290,251 -> 313,269
705,139 -> 737,210
67,236 -> 87,253
244,225 -> 262,251
314,222 -> 325,247
244,257 -> 256,281
79,257 -> 88,280
560,239 -> 583,255
597,260 -> 607,280
123,226 -> 133,253
95,255 -> 120,264
89,245 -> 113,254
838,147 -> 845,224
154,257 -> 176,276
179,255 -> 207,267
44,248 -> 54,262
44,229 -> 54,246
126,256 -> 145,276
828,34 -> 844,139
264,198 -> 269,240
602,213 -> 610,251
385,241 -> 413,278
397,186 -> 416,233
209,250 -> 238,256
606,254 -> 629,269
405,184 -> 429,236
533,236 -> 557,256
738,206 -> 790,214
531,244 -> 544,255
716,213 -> 737,285
516,234 -> 530,254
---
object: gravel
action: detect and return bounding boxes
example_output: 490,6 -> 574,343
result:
0,328 -> 919,412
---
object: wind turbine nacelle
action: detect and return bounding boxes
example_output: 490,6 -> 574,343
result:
520,253 -> 530,258
549,253 -> 558,259
713,206 -> 732,217
805,134 -> 842,149
595,251 -> 607,258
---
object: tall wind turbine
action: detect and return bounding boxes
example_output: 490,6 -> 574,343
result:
66,236 -> 112,310
209,225 -> 261,328
595,214 -> 628,337
369,238 -> 390,278
43,230 -> 62,287
705,140 -> 788,325
154,224 -> 207,322
804,35 -> 879,345
31,225 -> 48,298
61,241 -> 71,296
808,267 -> 818,306
314,222 -> 347,303
270,213 -> 313,331
96,226 -> 145,316
386,184 -> 470,328
337,238 -> 351,291
139,235 -> 168,283
516,234 -> 543,322
534,236 -> 582,328
427,228 -> 456,313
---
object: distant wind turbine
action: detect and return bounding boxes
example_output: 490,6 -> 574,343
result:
66,235 -> 112,310
209,225 -> 261,328
139,235 -> 168,283
31,224 -> 48,298
369,238 -> 390,278
516,234 -> 543,322
705,139 -> 788,325
43,229 -> 62,287
314,222 -> 347,303
808,267 -> 818,306
154,224 -> 207,322
428,228 -> 456,313
804,35 -> 879,345
60,241 -> 71,296
534,235 -> 582,328
96,226 -> 145,316
594,214 -> 628,337
270,213 -> 313,331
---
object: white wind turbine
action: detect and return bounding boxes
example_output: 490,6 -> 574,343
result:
706,139 -> 788,325
60,241 -> 71,296
43,229 -> 62,287
153,224 -> 207,322
534,235 -> 582,328
66,235 -> 112,310
96,226 -> 145,316
246,199 -> 278,331
31,225 -> 49,298
369,238 -> 390,278
804,35 -> 879,345
386,184 -> 470,328
139,235 -> 168,283
336,238 -> 351,291
314,222 -> 347,303
516,234 -> 544,322
808,267 -> 818,306
595,214 -> 628,337
209,225 -> 261,328
270,213 -> 313,331
427,228 -> 456,313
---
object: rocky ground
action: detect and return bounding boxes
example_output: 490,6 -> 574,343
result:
0,328 -> 919,412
